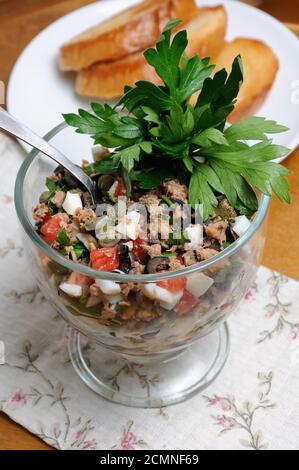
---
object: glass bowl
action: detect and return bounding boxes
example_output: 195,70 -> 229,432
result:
15,123 -> 270,408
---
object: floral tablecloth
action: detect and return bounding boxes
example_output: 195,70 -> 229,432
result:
1,132 -> 299,451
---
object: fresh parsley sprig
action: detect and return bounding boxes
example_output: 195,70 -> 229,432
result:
63,19 -> 290,219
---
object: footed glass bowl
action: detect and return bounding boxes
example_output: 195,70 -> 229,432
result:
15,123 -> 270,408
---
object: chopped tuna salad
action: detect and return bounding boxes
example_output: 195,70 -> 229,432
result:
34,162 -> 250,271
33,156 -> 251,326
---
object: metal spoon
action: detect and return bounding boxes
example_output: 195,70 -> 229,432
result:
0,107 -> 97,203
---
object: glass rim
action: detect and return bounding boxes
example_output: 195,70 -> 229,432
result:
14,121 -> 270,283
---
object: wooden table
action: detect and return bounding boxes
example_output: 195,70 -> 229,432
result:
0,0 -> 298,451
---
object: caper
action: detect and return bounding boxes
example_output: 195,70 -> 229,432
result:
98,238 -> 119,248
63,170 -> 79,189
98,175 -> 114,191
39,191 -> 50,204
146,256 -> 170,274
82,192 -> 93,208
84,218 -> 98,231
94,216 -> 119,247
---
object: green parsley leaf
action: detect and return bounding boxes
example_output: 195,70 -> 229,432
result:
117,144 -> 140,173
194,57 -> 243,131
113,116 -> 143,140
82,163 -> 92,176
56,228 -> 71,246
73,241 -> 86,259
59,247 -> 68,257
133,167 -> 174,189
192,128 -> 229,147
90,102 -> 117,120
183,156 -> 194,173
63,107 -> 134,148
64,19 -> 290,218
177,56 -> 215,103
225,116 -> 289,142
45,178 -> 66,201
46,178 -> 57,193
189,165 -> 223,219
139,141 -> 152,154
167,232 -> 190,247
141,106 -> 161,124
160,103 -> 194,144
119,81 -> 173,113
93,159 -> 119,175
144,21 -> 187,95
161,195 -> 174,207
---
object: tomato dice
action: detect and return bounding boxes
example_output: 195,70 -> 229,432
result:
157,277 -> 187,293
115,177 -> 126,197
132,237 -> 148,263
175,291 -> 199,317
42,213 -> 51,224
90,247 -> 120,272
40,214 -> 67,244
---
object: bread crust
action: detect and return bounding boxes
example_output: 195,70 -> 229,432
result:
75,6 -> 227,99
75,52 -> 161,99
214,38 -> 279,122
60,0 -> 197,71
186,6 -> 228,61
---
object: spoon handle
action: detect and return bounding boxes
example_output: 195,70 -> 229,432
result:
0,107 -> 97,202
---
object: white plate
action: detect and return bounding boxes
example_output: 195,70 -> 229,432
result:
7,0 -> 299,162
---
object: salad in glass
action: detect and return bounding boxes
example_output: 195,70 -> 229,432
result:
17,19 -> 290,406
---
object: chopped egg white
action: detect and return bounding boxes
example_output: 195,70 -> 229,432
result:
142,283 -> 157,300
95,279 -> 121,295
142,283 -> 183,311
107,181 -> 119,202
184,224 -> 203,248
94,216 -> 116,242
105,294 -> 123,305
155,286 -> 183,311
115,211 -> 140,241
62,192 -> 82,216
59,282 -> 82,298
233,216 -> 251,237
186,273 -> 214,298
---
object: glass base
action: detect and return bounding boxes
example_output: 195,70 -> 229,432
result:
67,323 -> 230,408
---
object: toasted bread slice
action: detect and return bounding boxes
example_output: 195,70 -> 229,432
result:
76,52 -> 161,99
60,0 -> 198,71
185,5 -> 227,60
214,38 -> 279,122
75,6 -> 227,100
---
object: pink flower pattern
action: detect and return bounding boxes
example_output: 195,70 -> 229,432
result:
204,372 -> 275,450
116,421 -> 146,450
259,273 -> 299,343
214,416 -> 240,430
120,431 -> 138,450
245,283 -> 258,303
290,328 -> 299,341
7,390 -> 27,408
82,439 -> 97,450
207,395 -> 232,412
